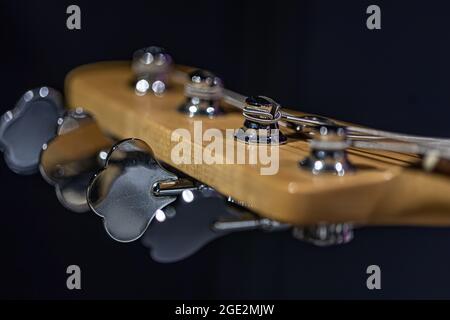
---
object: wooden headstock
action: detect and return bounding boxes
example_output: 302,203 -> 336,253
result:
65,61 -> 450,228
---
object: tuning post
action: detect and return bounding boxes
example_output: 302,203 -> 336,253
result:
153,178 -> 205,197
299,124 -> 355,176
235,96 -> 287,145
212,217 -> 289,232
292,223 -> 354,246
222,196 -> 290,232
178,69 -> 224,117
132,46 -> 173,96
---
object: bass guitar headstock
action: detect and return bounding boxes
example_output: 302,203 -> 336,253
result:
2,46 -> 450,262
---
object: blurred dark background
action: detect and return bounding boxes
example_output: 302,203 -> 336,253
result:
1,0 -> 450,299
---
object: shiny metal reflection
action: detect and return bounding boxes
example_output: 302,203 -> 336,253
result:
0,87 -> 64,175
39,109 -> 113,212
87,138 -> 178,242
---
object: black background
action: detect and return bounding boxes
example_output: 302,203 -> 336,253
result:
1,0 -> 450,299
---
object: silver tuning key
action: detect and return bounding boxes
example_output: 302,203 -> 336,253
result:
85,138 -> 289,262
132,46 -> 173,95
0,87 -> 64,174
0,87 -> 116,212
39,108 -> 114,212
141,194 -> 289,263
87,138 -> 181,242
86,138 -> 352,259
141,187 -> 229,263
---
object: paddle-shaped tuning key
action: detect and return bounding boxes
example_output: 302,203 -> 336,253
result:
142,194 -> 289,263
39,109 -> 114,212
141,187 -> 231,263
132,46 -> 173,95
0,87 -> 64,174
87,139 -> 185,242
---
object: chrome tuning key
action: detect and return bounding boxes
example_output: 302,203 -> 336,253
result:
235,96 -> 287,144
300,124 -> 355,176
132,46 -> 173,95
0,87 -> 64,174
39,109 -> 114,212
179,69 -> 224,117
0,87 -> 115,212
142,193 -> 290,263
141,187 -> 228,263
86,138 -> 290,261
87,138 -> 186,242
0,87 -> 112,212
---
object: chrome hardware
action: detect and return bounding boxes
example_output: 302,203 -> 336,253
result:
87,138 -> 213,244
132,46 -> 173,95
299,124 -> 354,176
234,96 -> 287,145
0,87 -> 64,175
292,223 -> 354,246
212,217 -> 289,232
153,178 -> 203,197
178,69 -> 224,117
141,187 -> 227,263
221,88 -> 450,163
142,192 -> 289,263
39,109 -> 113,212
87,138 -> 179,242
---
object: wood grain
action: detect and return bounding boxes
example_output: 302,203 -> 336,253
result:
65,61 -> 450,226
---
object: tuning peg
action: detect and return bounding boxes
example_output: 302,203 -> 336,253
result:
141,187 -> 232,263
39,108 -> 114,212
132,46 -> 173,95
235,96 -> 287,144
87,138 -> 185,242
178,69 -> 225,117
299,124 -> 355,176
141,193 -> 289,263
0,87 -> 64,174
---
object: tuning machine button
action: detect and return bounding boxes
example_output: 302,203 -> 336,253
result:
86,138 -> 289,260
39,109 -> 114,212
87,138 -> 185,242
0,87 -> 64,175
142,193 -> 289,263
292,223 -> 354,246
141,187 -> 229,263
179,69 -> 224,117
299,124 -> 354,176
235,96 -> 287,144
132,46 -> 173,95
